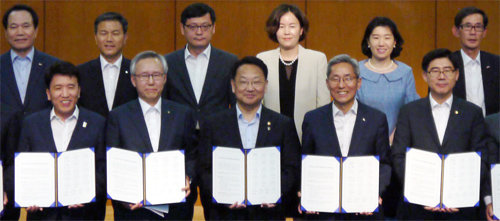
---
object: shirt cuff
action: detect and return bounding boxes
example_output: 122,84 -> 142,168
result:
484,195 -> 492,206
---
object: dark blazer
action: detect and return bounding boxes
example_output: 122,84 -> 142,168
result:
451,50 -> 499,115
163,47 -> 238,124
198,106 -> 300,220
301,101 -> 391,220
485,113 -> 499,164
17,107 -> 106,220
106,99 -> 197,220
78,57 -> 137,118
1,49 -> 59,115
392,96 -> 489,220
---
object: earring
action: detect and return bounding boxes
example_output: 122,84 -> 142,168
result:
394,45 -> 396,48
368,45 -> 370,48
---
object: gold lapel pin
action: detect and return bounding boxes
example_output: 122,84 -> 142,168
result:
455,110 -> 459,115
267,121 -> 271,131
125,70 -> 129,74
167,110 -> 171,114
267,121 -> 271,126
362,117 -> 366,122
38,62 -> 43,66
83,121 -> 87,128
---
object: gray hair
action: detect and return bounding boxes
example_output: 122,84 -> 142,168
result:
130,50 -> 168,75
326,54 -> 360,78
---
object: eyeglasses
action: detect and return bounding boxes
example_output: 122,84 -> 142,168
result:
184,24 -> 213,32
236,80 -> 265,89
427,68 -> 456,78
134,73 -> 164,82
328,75 -> 357,85
459,23 -> 485,32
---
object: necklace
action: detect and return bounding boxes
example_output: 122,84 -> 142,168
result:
368,59 -> 394,71
279,54 -> 298,66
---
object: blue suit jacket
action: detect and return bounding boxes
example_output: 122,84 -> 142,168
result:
1,50 -> 59,115
78,57 -> 137,118
106,99 -> 197,220
17,107 -> 106,220
198,106 -> 300,220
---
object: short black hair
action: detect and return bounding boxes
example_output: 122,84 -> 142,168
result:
421,48 -> 460,72
45,61 -> 80,89
361,16 -> 404,59
94,12 -> 128,34
3,4 -> 38,29
181,3 -> 216,25
454,6 -> 488,28
231,56 -> 268,80
266,4 -> 309,43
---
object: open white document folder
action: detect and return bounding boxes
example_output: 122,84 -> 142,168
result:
106,147 -> 186,206
14,148 -> 96,208
212,146 -> 281,205
404,148 -> 480,209
300,155 -> 379,213
491,163 -> 500,220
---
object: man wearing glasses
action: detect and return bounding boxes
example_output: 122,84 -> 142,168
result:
162,3 -> 238,219
451,7 -> 499,116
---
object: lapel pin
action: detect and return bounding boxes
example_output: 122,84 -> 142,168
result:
454,110 -> 459,115
267,127 -> 271,131
167,110 -> 171,114
486,65 -> 491,69
267,121 -> 271,126
125,70 -> 129,74
82,121 -> 87,128
362,117 -> 366,122
38,62 -> 43,66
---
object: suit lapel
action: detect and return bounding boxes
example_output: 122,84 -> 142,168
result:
199,48 -> 217,106
480,52 -> 495,113
422,97 -> 442,150
41,110 -> 58,152
130,101 -> 154,152
1,51 -> 23,106
158,100 -> 174,151
441,98 -> 460,149
112,58 -> 131,109
255,107 -> 270,147
175,50 -> 197,106
348,103 -> 365,156
453,52 -> 466,99
67,111 -> 86,151
229,108 -> 244,148
24,50 -> 46,108
90,58 -> 109,110
326,104 -> 342,156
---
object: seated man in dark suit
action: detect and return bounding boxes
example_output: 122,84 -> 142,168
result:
300,54 -> 391,220
485,113 -> 499,221
198,56 -> 300,220
392,48 -> 489,220
16,61 -> 106,220
106,51 -> 195,220
451,7 -> 499,116
78,12 -> 137,118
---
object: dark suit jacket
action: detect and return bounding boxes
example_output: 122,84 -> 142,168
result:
163,47 -> 238,124
485,113 -> 499,164
1,49 -> 59,116
106,99 -> 197,220
392,96 -> 488,220
451,50 -> 499,115
78,57 -> 137,118
17,107 -> 106,220
198,106 -> 300,220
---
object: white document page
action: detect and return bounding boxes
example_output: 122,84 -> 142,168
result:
15,153 -> 55,207
342,156 -> 379,213
57,148 -> 96,207
145,150 -> 185,205
246,147 -> 281,205
491,164 -> 500,219
442,152 -> 481,208
212,147 -> 245,205
404,148 -> 442,207
106,148 -> 143,204
301,155 -> 340,213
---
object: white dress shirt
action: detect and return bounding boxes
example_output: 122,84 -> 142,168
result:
50,106 -> 79,152
184,44 -> 211,103
430,94 -> 452,145
461,49 -> 486,116
139,98 -> 161,152
100,55 -> 122,111
236,104 -> 262,149
11,47 -> 34,103
332,100 -> 358,157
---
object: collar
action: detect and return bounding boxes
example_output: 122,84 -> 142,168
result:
100,54 -> 123,70
460,49 -> 481,65
236,103 -> 262,122
429,94 -> 453,108
50,105 -> 80,121
138,97 -> 161,116
184,44 -> 211,60
360,59 -> 404,82
332,99 -> 358,116
11,46 -> 35,62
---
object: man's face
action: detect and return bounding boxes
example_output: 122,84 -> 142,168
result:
5,10 -> 38,54
95,20 -> 127,61
46,74 -> 80,120
326,62 -> 361,109
131,58 -> 166,105
231,64 -> 267,109
453,13 -> 487,51
423,57 -> 459,99
180,13 -> 215,51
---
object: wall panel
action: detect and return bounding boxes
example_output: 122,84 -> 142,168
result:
1,0 -> 44,53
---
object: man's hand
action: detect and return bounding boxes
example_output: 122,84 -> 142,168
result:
26,206 -> 43,213
228,201 -> 246,209
68,204 -> 84,209
297,191 -> 319,215
182,176 -> 191,198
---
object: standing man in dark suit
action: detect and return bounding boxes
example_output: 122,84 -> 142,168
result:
106,51 -> 195,220
451,7 -> 499,116
17,61 -> 106,220
78,12 -> 137,118
198,56 -> 300,220
163,3 -> 238,219
300,54 -> 391,220
392,48 -> 489,220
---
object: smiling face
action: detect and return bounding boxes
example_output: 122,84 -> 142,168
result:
180,13 -> 215,52
276,12 -> 303,50
95,20 -> 127,63
231,64 -> 267,110
5,10 -> 38,56
423,57 -> 459,101
327,62 -> 361,112
46,74 -> 80,120
131,57 -> 166,106
368,26 -> 396,61
453,13 -> 487,52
